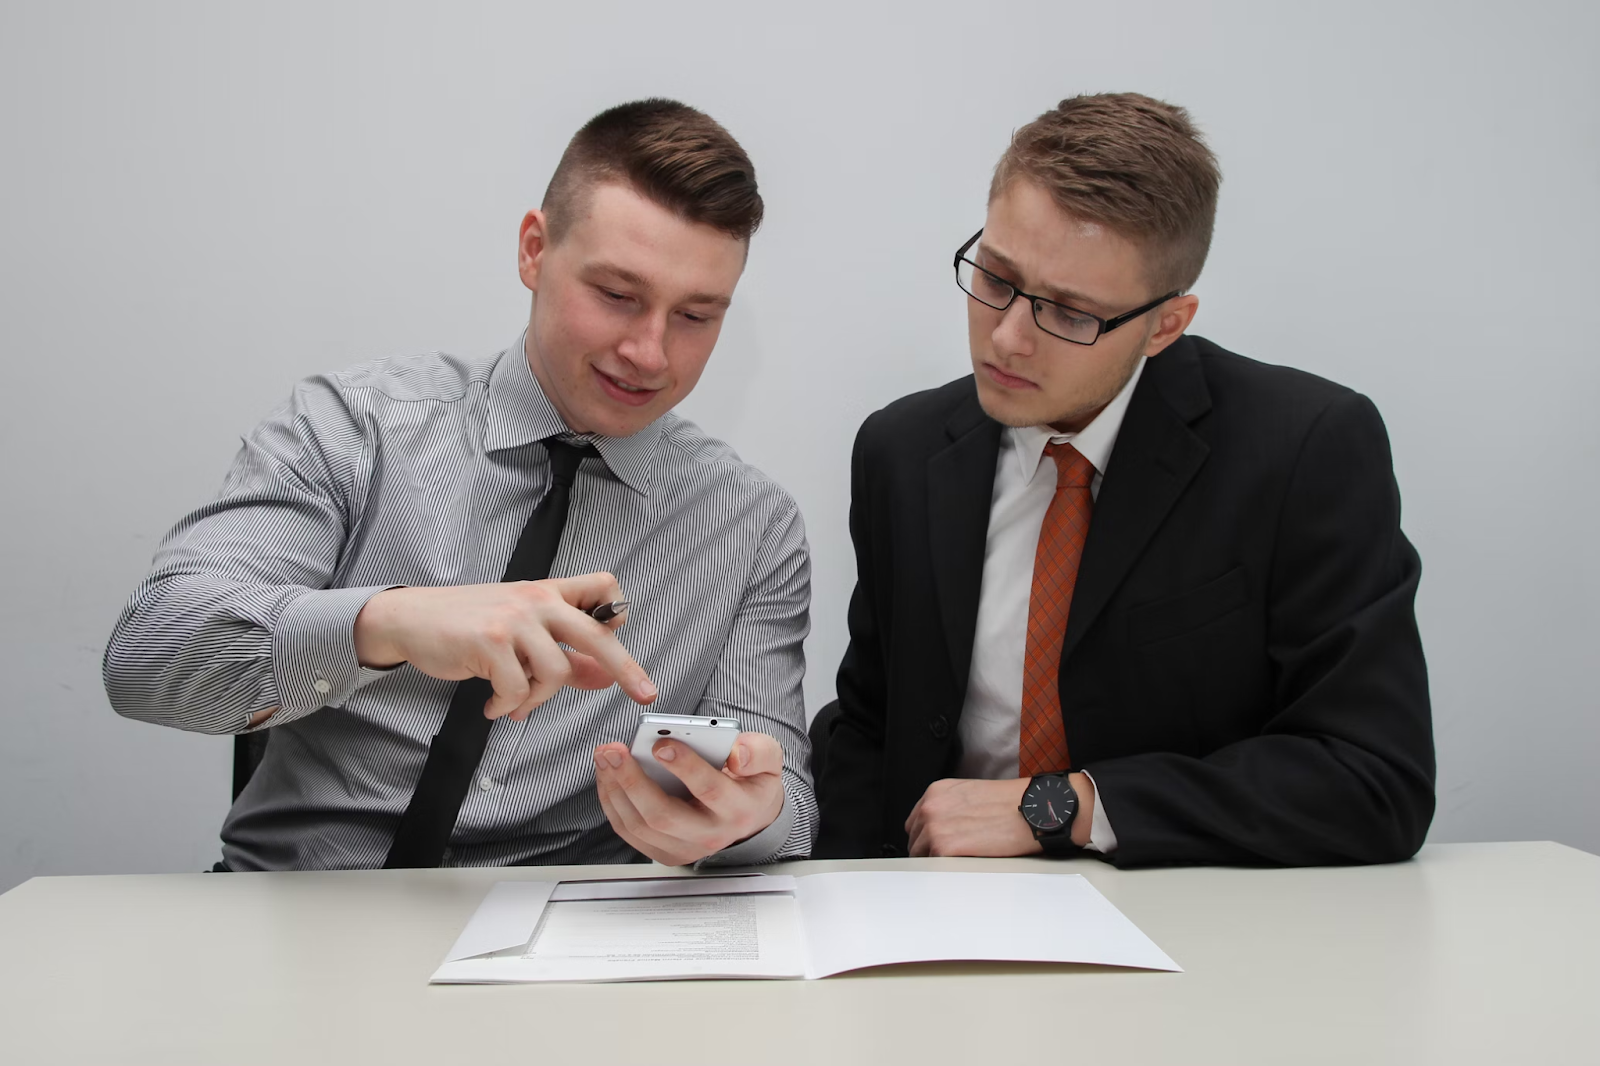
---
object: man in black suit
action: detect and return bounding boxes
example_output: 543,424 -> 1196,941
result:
815,93 -> 1434,867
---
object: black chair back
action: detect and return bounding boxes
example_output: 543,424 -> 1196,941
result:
232,733 -> 269,801
808,699 -> 841,803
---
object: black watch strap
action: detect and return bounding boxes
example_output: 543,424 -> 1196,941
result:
1036,828 -> 1084,857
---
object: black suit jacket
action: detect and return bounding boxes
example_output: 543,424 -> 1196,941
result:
815,335 -> 1435,867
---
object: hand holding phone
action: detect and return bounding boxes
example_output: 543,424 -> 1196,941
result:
595,719 -> 787,866
628,712 -> 741,798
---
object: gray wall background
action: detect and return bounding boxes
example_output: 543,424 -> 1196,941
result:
2,0 -> 1595,893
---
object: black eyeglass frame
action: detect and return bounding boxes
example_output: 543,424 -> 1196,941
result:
954,229 -> 1180,346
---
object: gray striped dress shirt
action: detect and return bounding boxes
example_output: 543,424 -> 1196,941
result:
105,338 -> 816,870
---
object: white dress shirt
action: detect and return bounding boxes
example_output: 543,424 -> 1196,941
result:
956,357 -> 1149,853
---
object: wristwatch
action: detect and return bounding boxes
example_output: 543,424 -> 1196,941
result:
1018,772 -> 1079,849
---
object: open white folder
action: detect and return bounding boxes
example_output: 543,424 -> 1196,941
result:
432,871 -> 1181,983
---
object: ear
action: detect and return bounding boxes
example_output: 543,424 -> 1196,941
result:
1143,294 -> 1200,358
518,209 -> 550,293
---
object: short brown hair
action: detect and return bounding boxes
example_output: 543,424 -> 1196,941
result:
990,93 -> 1220,293
543,99 -> 763,244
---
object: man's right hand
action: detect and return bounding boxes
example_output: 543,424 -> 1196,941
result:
352,572 -> 657,721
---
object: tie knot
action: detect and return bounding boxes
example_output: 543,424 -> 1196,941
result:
543,437 -> 595,488
1044,441 -> 1096,489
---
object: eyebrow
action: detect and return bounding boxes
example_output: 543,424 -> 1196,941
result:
586,262 -> 733,309
975,243 -> 1106,314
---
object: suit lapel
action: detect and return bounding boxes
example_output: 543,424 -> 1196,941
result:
927,384 -> 1003,702
1061,340 -> 1212,664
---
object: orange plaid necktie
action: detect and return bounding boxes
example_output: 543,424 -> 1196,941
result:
1019,442 -> 1096,777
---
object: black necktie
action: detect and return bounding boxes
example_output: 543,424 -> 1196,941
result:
384,438 -> 593,869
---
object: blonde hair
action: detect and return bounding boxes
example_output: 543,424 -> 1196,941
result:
991,93 -> 1221,292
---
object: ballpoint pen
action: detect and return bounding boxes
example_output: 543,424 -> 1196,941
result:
587,600 -> 630,623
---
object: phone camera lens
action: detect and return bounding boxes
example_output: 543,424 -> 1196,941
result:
710,719 -> 719,726
656,729 -> 670,736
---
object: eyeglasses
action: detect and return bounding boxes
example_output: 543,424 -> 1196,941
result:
954,229 -> 1179,346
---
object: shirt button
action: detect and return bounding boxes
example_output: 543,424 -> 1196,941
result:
313,678 -> 332,695
478,775 -> 495,791
929,715 -> 950,739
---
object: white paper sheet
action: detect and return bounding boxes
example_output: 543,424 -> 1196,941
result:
439,880 -> 558,965
430,870 -> 1179,984
794,871 -> 1181,977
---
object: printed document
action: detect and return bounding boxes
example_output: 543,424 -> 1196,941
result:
432,870 -> 1180,983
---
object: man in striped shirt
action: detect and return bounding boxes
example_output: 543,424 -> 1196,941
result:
105,100 -> 816,870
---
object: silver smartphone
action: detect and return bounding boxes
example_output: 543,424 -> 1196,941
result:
629,712 -> 741,798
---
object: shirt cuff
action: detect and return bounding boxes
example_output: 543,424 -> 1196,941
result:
1081,769 -> 1118,854
695,790 -> 795,868
268,585 -> 401,725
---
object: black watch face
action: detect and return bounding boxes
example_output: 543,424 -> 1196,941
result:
1021,775 -> 1077,832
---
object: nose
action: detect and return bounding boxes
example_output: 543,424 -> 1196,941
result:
991,297 -> 1036,358
616,313 -> 669,377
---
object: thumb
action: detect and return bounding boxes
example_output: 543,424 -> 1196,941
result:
725,732 -> 783,778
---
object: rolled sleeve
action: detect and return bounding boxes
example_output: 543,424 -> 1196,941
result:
697,785 -> 796,868
267,585 -> 402,725
105,373 -> 377,735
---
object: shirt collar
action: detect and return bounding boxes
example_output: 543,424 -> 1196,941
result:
1007,355 -> 1148,484
483,332 -> 663,496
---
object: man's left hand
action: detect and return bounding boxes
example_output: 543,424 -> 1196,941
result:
595,732 -> 785,866
905,778 -> 1041,857
907,773 -> 1098,856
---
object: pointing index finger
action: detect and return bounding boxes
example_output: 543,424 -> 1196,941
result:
546,605 -> 657,705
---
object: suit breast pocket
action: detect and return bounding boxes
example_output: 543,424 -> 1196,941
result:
1126,566 -> 1250,647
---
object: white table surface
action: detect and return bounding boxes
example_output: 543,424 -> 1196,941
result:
1,842 -> 1596,1065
